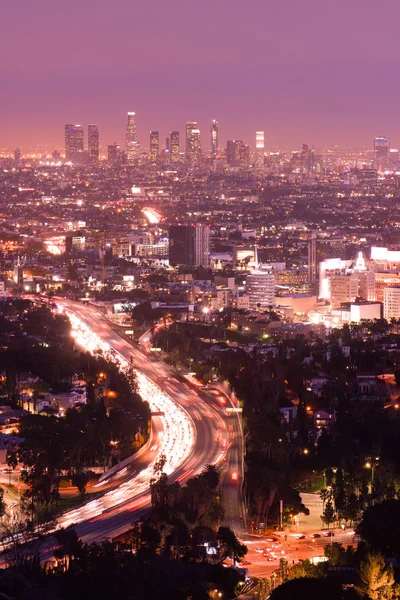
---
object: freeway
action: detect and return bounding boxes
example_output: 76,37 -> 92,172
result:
54,299 -> 239,543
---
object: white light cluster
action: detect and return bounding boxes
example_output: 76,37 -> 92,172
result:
58,308 -> 196,529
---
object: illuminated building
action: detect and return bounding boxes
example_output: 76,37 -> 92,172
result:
170,131 -> 179,163
149,131 -> 159,166
13,260 -> 23,289
65,233 -> 86,253
14,148 -> 21,168
308,232 -> 317,285
255,131 -> 264,170
126,112 -> 139,165
374,137 -> 390,171
108,143 -> 121,166
185,122 -> 201,164
211,119 -> 218,158
324,253 -> 376,308
384,287 -> 400,319
169,224 -> 210,267
226,140 -> 244,166
375,272 -> 400,302
88,124 -> 99,164
65,124 -> 84,161
246,266 -> 275,309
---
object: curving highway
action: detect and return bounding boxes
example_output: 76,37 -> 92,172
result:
55,299 -> 234,543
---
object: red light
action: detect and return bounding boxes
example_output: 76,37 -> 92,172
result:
231,471 -> 238,481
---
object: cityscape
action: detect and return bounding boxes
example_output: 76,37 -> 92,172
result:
3,0 -> 400,599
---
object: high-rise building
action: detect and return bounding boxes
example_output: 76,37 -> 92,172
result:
211,119 -> 218,158
246,266 -> 275,309
126,112 -> 139,165
170,131 -> 180,163
186,122 -> 201,164
226,140 -> 244,167
88,124 -> 99,164
149,131 -> 159,166
14,148 -> 21,168
65,124 -> 84,161
308,232 -> 317,286
108,143 -> 121,166
384,287 -> 400,320
168,224 -> 210,267
194,224 -> 210,268
255,131 -> 264,170
374,137 -> 390,171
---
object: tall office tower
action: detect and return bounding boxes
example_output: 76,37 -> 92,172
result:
108,143 -> 121,166
168,224 -> 210,267
126,112 -> 139,165
226,140 -> 244,166
186,122 -> 201,164
165,137 -> 170,152
88,124 -> 99,164
246,266 -> 275,309
308,231 -> 317,286
149,131 -> 159,166
255,131 -> 265,170
241,145 -> 250,167
374,137 -> 390,171
194,224 -> 210,267
14,148 -> 21,168
170,131 -> 180,163
65,124 -> 84,161
211,119 -> 218,158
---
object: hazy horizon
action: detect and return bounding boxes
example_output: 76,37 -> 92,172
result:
2,0 -> 400,151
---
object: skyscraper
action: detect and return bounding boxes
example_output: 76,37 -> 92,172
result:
226,140 -> 244,166
65,124 -> 84,161
14,148 -> 21,168
211,119 -> 218,158
374,137 -> 390,172
88,124 -> 99,164
168,224 -> 210,267
246,266 -> 275,309
308,231 -> 317,286
186,122 -> 201,164
126,112 -> 139,165
108,143 -> 121,166
170,131 -> 180,163
150,131 -> 159,166
255,131 -> 264,170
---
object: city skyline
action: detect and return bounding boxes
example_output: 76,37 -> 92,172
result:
3,0 -> 400,150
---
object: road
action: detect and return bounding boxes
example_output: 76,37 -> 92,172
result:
54,299 -> 242,544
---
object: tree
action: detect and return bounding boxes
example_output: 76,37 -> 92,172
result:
217,526 -> 247,564
321,498 -> 336,529
270,578 -> 345,600
355,552 -> 399,600
357,500 -> 400,557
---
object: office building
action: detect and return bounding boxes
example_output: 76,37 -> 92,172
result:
169,224 -> 210,268
150,131 -> 159,166
14,148 -> 21,168
108,143 -> 121,166
374,137 -> 390,171
65,124 -> 84,161
308,232 -> 317,286
226,140 -> 245,167
246,266 -> 275,309
126,112 -> 139,165
211,119 -> 218,158
384,287 -> 400,320
170,131 -> 179,163
255,131 -> 264,170
186,122 -> 201,164
88,124 -> 99,164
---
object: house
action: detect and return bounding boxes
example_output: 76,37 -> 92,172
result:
313,409 -> 336,430
280,406 -> 298,424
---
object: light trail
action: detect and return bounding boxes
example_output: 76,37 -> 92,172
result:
57,307 -> 196,529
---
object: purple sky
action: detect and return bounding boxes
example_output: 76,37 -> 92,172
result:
2,0 -> 400,151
